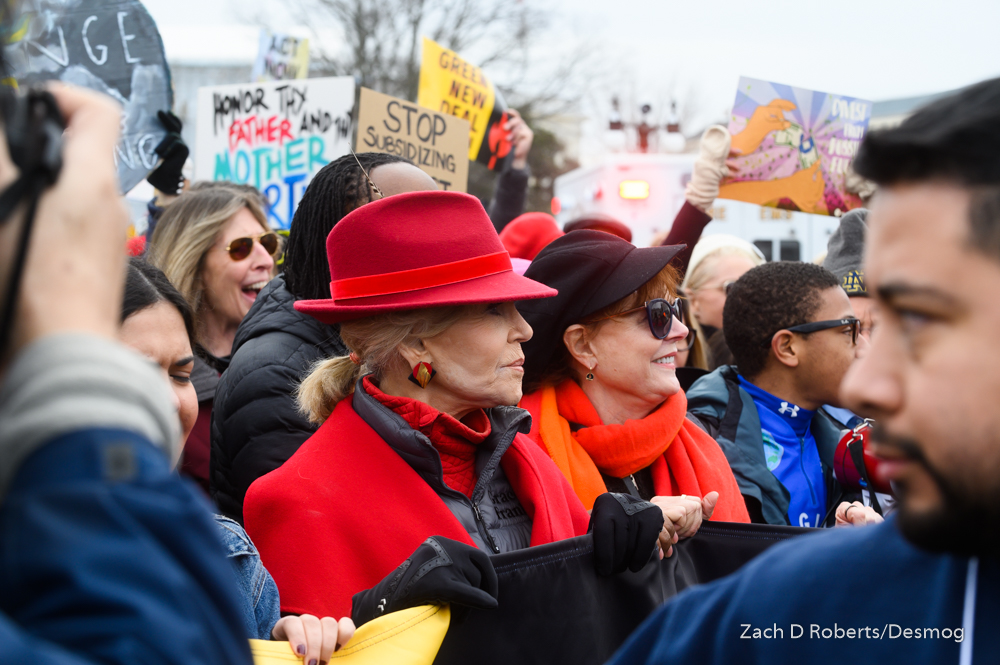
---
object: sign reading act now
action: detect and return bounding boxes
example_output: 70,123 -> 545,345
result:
357,87 -> 470,192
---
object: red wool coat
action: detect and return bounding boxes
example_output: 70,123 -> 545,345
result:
243,394 -> 591,619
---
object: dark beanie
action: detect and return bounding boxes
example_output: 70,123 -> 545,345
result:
518,230 -> 682,387
823,209 -> 868,296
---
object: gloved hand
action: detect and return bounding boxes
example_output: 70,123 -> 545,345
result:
351,537 -> 499,627
590,492 -> 665,576
684,125 -> 731,212
146,110 -> 188,195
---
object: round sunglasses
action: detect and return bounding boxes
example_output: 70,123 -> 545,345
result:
594,297 -> 695,348
225,232 -> 280,261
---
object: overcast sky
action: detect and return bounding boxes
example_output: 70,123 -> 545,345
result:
144,0 -> 1000,129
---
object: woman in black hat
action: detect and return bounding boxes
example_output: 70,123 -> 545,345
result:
518,231 -> 752,541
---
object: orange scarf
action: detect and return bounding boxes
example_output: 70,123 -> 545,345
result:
520,380 -> 750,522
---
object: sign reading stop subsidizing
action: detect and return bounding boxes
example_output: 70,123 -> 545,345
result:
194,77 -> 355,230
357,87 -> 469,192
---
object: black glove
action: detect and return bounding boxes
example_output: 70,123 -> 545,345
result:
352,537 -> 499,627
590,492 -> 664,576
146,110 -> 189,195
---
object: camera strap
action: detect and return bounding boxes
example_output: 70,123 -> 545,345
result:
0,173 -> 45,354
0,89 -> 64,356
847,434 -> 883,515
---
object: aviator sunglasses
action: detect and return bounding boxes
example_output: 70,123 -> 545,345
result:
594,297 -> 696,348
225,232 -> 280,261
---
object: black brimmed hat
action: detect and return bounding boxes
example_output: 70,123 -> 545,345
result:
519,230 -> 684,387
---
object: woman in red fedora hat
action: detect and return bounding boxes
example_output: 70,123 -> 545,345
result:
243,190 -> 667,622
516,230 -> 750,552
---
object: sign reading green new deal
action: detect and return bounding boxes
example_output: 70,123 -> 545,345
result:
194,76 -> 355,229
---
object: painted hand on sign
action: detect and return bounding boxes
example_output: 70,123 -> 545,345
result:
195,77 -> 355,230
730,99 -> 797,156
721,77 -> 872,216
5,0 -> 174,193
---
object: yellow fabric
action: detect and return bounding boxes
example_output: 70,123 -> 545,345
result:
249,604 -> 451,665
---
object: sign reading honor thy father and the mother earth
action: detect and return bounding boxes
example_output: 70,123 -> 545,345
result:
357,87 -> 470,192
194,76 -> 355,230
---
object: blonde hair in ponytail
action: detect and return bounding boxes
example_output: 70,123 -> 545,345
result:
296,305 -> 472,424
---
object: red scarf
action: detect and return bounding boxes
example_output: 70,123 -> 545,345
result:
364,377 -> 489,498
244,393 -> 590,618
520,380 -> 749,522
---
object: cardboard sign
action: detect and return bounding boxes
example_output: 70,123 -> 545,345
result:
417,36 -> 510,170
5,0 -> 172,193
356,88 -> 469,192
251,29 -> 310,82
194,77 -> 355,230
720,76 -> 872,216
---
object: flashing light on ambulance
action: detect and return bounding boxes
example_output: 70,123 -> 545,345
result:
619,180 -> 650,200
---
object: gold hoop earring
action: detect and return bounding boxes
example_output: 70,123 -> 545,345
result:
586,365 -> 595,381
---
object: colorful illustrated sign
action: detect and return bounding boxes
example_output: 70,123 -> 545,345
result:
357,87 -> 470,192
417,36 -> 511,170
251,29 -> 310,82
720,77 -> 872,216
194,77 -> 355,230
4,0 -> 172,193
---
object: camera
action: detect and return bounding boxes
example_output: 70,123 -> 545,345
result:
0,87 -> 64,200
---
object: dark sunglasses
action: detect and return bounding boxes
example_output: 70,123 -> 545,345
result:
225,232 -> 280,261
765,317 -> 861,347
595,297 -> 695,347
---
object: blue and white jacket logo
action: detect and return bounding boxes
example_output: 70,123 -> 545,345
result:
778,402 -> 800,417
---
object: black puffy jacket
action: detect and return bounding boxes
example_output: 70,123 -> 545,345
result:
210,275 -> 347,522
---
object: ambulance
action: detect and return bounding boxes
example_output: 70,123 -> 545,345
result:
552,153 -> 842,261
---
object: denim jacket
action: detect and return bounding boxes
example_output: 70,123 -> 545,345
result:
214,514 -> 280,639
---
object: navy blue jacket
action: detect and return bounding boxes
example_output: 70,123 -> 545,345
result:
607,517 -> 996,664
0,428 -> 253,664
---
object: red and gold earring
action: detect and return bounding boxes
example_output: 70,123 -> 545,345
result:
408,361 -> 436,389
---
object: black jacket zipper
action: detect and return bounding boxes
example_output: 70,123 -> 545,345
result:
473,502 -> 500,553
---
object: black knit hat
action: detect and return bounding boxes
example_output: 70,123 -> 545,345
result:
823,209 -> 868,296
518,230 -> 684,387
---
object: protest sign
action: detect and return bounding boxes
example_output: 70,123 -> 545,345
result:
417,36 -> 511,170
5,0 -> 173,193
194,77 -> 355,230
356,87 -> 470,192
720,76 -> 872,216
251,29 -> 310,82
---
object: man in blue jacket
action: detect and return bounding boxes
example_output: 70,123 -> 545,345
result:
608,77 -> 1000,663
0,80 -> 251,663
686,261 -> 861,526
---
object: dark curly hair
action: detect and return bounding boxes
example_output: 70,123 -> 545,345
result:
282,152 -> 412,300
723,262 -> 839,379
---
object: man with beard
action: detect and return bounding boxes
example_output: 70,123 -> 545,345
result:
607,78 -> 1000,663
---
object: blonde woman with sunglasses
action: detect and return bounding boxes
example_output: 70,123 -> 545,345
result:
148,183 -> 278,492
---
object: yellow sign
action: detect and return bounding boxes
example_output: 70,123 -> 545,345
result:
418,37 -> 509,169
357,88 -> 470,192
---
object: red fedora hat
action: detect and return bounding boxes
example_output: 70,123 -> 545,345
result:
295,191 -> 557,323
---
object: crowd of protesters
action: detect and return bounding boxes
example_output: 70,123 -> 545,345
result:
1,26 -> 998,663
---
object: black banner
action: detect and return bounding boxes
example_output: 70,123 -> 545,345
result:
434,521 -> 808,665
5,0 -> 173,193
